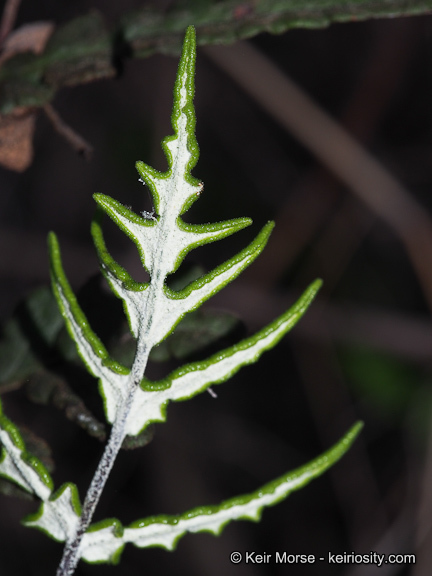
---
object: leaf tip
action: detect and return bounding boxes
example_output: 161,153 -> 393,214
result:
47,230 -> 58,251
313,277 -> 323,290
47,231 -> 62,273
172,24 -> 197,127
93,193 -> 107,209
348,420 -> 364,440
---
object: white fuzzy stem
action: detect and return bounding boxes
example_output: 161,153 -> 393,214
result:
55,342 -> 151,576
55,230 -> 167,576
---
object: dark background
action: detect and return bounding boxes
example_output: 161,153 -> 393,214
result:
1,2 -> 432,575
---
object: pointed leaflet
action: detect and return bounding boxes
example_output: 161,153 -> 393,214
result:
0,402 -> 52,499
79,422 -> 363,563
48,233 -> 130,424
124,279 -> 322,436
92,194 -> 253,277
0,399 -> 82,542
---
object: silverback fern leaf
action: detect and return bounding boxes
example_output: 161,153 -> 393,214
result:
0,26 -> 362,576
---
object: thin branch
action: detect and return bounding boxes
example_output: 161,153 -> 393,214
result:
293,336 -> 389,549
215,282 -> 432,364
203,39 -> 432,313
0,0 -> 21,46
43,104 -> 93,160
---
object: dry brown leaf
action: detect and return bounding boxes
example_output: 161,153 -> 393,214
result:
0,21 -> 55,170
0,108 -> 37,171
0,21 -> 54,65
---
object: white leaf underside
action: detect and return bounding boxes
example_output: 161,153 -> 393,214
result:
0,429 -> 51,499
80,484 -> 297,562
0,419 -> 80,543
79,421 -> 362,563
24,486 -> 81,543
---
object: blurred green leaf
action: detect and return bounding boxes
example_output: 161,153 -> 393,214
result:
0,286 -> 108,445
124,0 -> 432,57
2,1 -> 432,113
0,12 -> 114,113
42,12 -> 115,88
25,372 -> 106,442
339,345 -> 420,421
0,286 -> 64,390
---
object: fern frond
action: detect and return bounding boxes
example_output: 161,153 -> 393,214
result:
0,25 -> 362,576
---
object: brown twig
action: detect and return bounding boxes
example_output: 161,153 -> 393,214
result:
43,103 -> 94,160
214,282 -> 432,364
293,336 -> 390,550
203,34 -> 432,313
